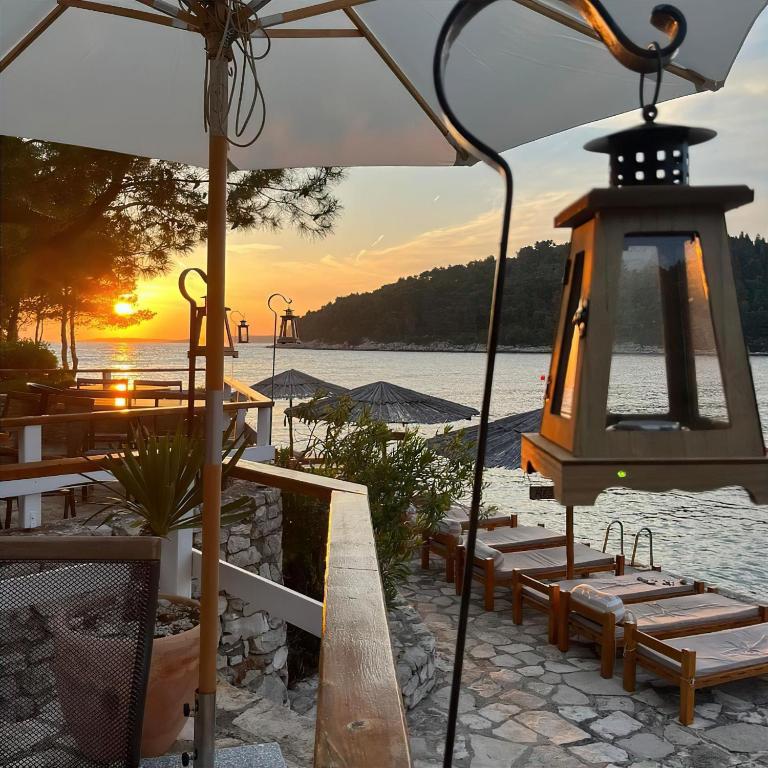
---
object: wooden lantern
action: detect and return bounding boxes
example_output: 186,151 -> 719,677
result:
236,318 -> 250,344
521,122 -> 768,505
277,307 -> 300,345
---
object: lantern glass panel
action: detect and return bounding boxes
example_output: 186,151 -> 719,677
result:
551,251 -> 585,418
606,233 -> 728,430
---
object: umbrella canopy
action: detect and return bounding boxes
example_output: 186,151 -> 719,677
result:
429,408 -> 542,469
2,1 -> 765,169
287,380 -> 479,424
252,368 -> 348,399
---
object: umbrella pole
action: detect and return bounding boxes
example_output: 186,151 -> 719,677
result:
566,505 -> 574,579
288,393 -> 294,457
195,51 -> 229,768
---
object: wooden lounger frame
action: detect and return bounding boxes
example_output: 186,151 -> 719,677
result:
513,571 -> 705,648
455,542 -> 624,618
623,620 -> 768,724
421,513 -> 517,583
566,587 -> 768,679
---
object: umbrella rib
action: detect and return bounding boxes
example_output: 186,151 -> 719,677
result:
514,0 -> 714,91
132,0 -> 199,26
256,0 -> 373,29
58,0 -> 200,31
0,6 -> 68,74
344,7 -> 469,163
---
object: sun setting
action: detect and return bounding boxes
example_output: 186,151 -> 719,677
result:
113,300 -> 136,317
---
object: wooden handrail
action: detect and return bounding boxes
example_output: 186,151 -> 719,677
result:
232,460 -> 366,501
315,490 -> 411,767
0,400 -> 263,430
224,375 -> 272,405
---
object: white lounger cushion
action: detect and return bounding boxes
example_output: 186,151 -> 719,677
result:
522,572 -> 694,607
443,504 -> 512,530
572,593 -> 759,638
494,544 -> 614,577
478,525 -> 565,551
638,623 -> 768,676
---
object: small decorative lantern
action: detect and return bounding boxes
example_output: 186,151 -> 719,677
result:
189,297 -> 238,358
229,311 -> 250,344
521,120 -> 768,505
237,319 -> 250,344
277,307 -> 300,345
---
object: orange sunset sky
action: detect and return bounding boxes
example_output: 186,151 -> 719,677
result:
76,14 -> 767,342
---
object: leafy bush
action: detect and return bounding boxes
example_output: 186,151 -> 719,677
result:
0,339 -> 58,371
285,401 -> 474,603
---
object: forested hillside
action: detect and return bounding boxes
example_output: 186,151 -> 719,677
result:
301,235 -> 768,351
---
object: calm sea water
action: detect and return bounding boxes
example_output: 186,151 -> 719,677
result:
74,341 -> 767,598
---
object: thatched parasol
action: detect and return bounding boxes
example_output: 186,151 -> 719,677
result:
429,408 -> 542,469
251,369 -> 348,401
286,380 -> 478,425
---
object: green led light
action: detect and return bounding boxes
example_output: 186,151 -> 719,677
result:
617,470 -> 627,479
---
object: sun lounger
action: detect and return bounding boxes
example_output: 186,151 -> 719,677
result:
514,571 -> 704,647
567,591 -> 767,678
623,622 -> 768,724
421,507 -> 518,582
455,541 -> 623,616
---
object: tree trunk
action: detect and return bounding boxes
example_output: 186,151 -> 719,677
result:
69,307 -> 79,374
34,314 -> 44,343
60,307 -> 69,370
5,299 -> 20,342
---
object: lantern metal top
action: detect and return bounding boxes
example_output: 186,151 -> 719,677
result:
584,122 -> 717,188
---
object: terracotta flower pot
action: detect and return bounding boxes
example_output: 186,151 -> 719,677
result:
140,595 -> 200,758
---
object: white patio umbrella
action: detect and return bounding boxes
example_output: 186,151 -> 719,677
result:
1,1 -> 763,764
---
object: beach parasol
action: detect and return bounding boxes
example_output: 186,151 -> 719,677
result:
252,368 -> 348,400
429,408 -> 542,469
286,380 -> 480,425
2,2 -> 763,764
253,368 -> 348,450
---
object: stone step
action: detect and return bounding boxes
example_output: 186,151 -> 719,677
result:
142,743 -> 286,767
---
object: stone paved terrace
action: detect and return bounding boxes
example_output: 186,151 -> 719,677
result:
400,559 -> 768,768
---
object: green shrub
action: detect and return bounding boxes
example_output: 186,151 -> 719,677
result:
0,339 -> 58,371
286,402 -> 475,603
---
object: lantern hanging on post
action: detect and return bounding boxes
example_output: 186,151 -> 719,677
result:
230,311 -> 250,344
521,114 -> 768,506
277,307 -> 301,345
179,269 -> 238,431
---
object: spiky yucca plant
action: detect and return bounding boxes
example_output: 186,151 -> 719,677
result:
89,425 -> 253,537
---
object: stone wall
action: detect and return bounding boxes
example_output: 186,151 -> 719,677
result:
389,594 -> 437,710
195,479 -> 288,704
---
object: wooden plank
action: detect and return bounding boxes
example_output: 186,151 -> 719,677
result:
261,28 -> 362,37
223,375 -> 273,405
232,460 -> 367,501
0,400 -> 261,430
0,535 -> 161,561
0,6 -> 67,73
191,548 -> 323,636
258,0 -> 372,28
315,491 -> 411,767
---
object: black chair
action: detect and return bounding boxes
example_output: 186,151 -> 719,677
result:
0,536 -> 161,766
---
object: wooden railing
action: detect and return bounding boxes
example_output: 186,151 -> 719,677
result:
224,376 -> 274,462
0,455 -> 412,767
0,400 -> 271,528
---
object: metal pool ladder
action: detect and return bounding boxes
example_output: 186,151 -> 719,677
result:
602,519 -> 625,555
631,526 -> 661,571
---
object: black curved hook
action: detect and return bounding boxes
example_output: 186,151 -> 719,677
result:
566,1 -> 686,74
